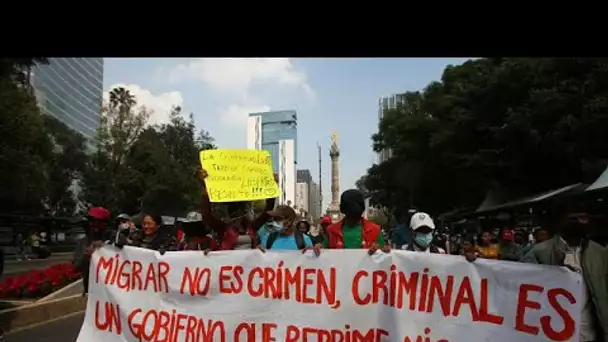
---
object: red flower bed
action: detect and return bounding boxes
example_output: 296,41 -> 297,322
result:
0,263 -> 81,299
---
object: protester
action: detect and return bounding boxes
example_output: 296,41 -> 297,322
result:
309,216 -> 331,246
297,220 -> 311,234
521,204 -> 607,342
73,206 -> 112,295
179,211 -> 217,251
13,231 -> 28,261
258,205 -> 317,253
198,168 -> 277,251
391,208 -> 416,249
130,214 -> 177,254
521,227 -> 549,255
474,230 -> 499,259
325,189 -> 389,254
29,231 -> 41,257
514,229 -> 526,246
114,213 -> 134,245
459,239 -> 475,257
497,228 -> 522,261
402,212 -> 446,253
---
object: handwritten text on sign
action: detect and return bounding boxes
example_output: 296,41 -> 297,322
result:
200,149 -> 280,202
77,247 -> 582,342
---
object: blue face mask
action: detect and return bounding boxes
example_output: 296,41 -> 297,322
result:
414,233 -> 433,248
265,221 -> 285,233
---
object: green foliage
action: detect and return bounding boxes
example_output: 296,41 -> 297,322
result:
1,60 -> 217,217
0,58 -> 53,213
41,116 -> 88,216
365,58 -> 608,215
80,87 -> 216,217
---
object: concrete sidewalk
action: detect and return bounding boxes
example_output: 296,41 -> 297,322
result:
5,311 -> 84,341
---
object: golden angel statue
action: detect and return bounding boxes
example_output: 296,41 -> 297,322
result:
331,132 -> 338,146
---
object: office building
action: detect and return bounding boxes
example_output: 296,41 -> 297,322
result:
295,169 -> 313,219
247,110 -> 298,206
377,93 -> 406,163
295,182 -> 309,219
30,58 -> 104,141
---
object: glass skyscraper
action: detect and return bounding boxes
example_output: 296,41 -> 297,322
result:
31,58 -> 104,140
247,110 -> 298,206
377,93 -> 406,163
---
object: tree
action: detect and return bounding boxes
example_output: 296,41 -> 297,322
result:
81,88 -> 216,217
81,87 -> 150,213
0,58 -> 52,213
121,107 -> 216,216
367,58 -> 608,215
41,116 -> 88,216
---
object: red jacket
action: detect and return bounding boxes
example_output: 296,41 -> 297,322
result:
326,218 -> 382,249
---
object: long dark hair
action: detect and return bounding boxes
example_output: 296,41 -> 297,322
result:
297,220 -> 311,232
143,213 -> 164,228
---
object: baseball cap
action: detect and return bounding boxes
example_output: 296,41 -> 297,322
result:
183,211 -> 203,223
320,216 -> 332,224
410,212 -> 435,231
88,207 -> 111,221
267,205 -> 297,222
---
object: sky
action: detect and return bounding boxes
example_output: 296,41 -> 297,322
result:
103,58 -> 471,210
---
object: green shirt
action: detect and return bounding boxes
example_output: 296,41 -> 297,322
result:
342,223 -> 385,249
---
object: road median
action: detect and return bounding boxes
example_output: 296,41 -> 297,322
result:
0,280 -> 85,332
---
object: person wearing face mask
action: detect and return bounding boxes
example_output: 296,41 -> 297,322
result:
520,203 -> 608,342
257,205 -> 317,253
114,213 -> 134,246
326,189 -> 389,254
402,212 -> 445,254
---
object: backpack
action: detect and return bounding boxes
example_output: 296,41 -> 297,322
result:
266,231 -> 306,250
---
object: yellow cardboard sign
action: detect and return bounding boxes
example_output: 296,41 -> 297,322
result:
200,149 -> 280,202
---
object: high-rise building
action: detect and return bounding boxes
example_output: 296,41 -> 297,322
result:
377,93 -> 406,163
295,182 -> 309,219
247,110 -> 297,206
296,169 -> 313,219
30,58 -> 104,141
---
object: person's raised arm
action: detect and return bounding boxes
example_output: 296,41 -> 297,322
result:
252,173 -> 279,231
198,168 -> 226,234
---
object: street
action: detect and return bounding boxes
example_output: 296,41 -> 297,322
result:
5,311 -> 84,341
2,253 -> 73,280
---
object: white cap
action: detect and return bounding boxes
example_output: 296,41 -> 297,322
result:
410,212 -> 435,231
116,213 -> 130,220
183,211 -> 202,222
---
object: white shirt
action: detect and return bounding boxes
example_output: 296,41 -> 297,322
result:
402,244 -> 446,254
561,238 -> 596,341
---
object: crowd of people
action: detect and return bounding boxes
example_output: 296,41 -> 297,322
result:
73,168 -> 607,342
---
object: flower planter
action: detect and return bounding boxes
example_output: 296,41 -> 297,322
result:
0,263 -> 81,300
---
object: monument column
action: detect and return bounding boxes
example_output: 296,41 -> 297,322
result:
327,132 -> 341,221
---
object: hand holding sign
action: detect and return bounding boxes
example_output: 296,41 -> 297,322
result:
200,149 -> 281,202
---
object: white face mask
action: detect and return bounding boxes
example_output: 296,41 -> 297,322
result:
119,222 -> 130,230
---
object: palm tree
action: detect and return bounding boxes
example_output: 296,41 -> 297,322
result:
108,87 -> 135,112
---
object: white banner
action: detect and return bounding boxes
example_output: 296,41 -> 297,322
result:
77,246 -> 583,342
